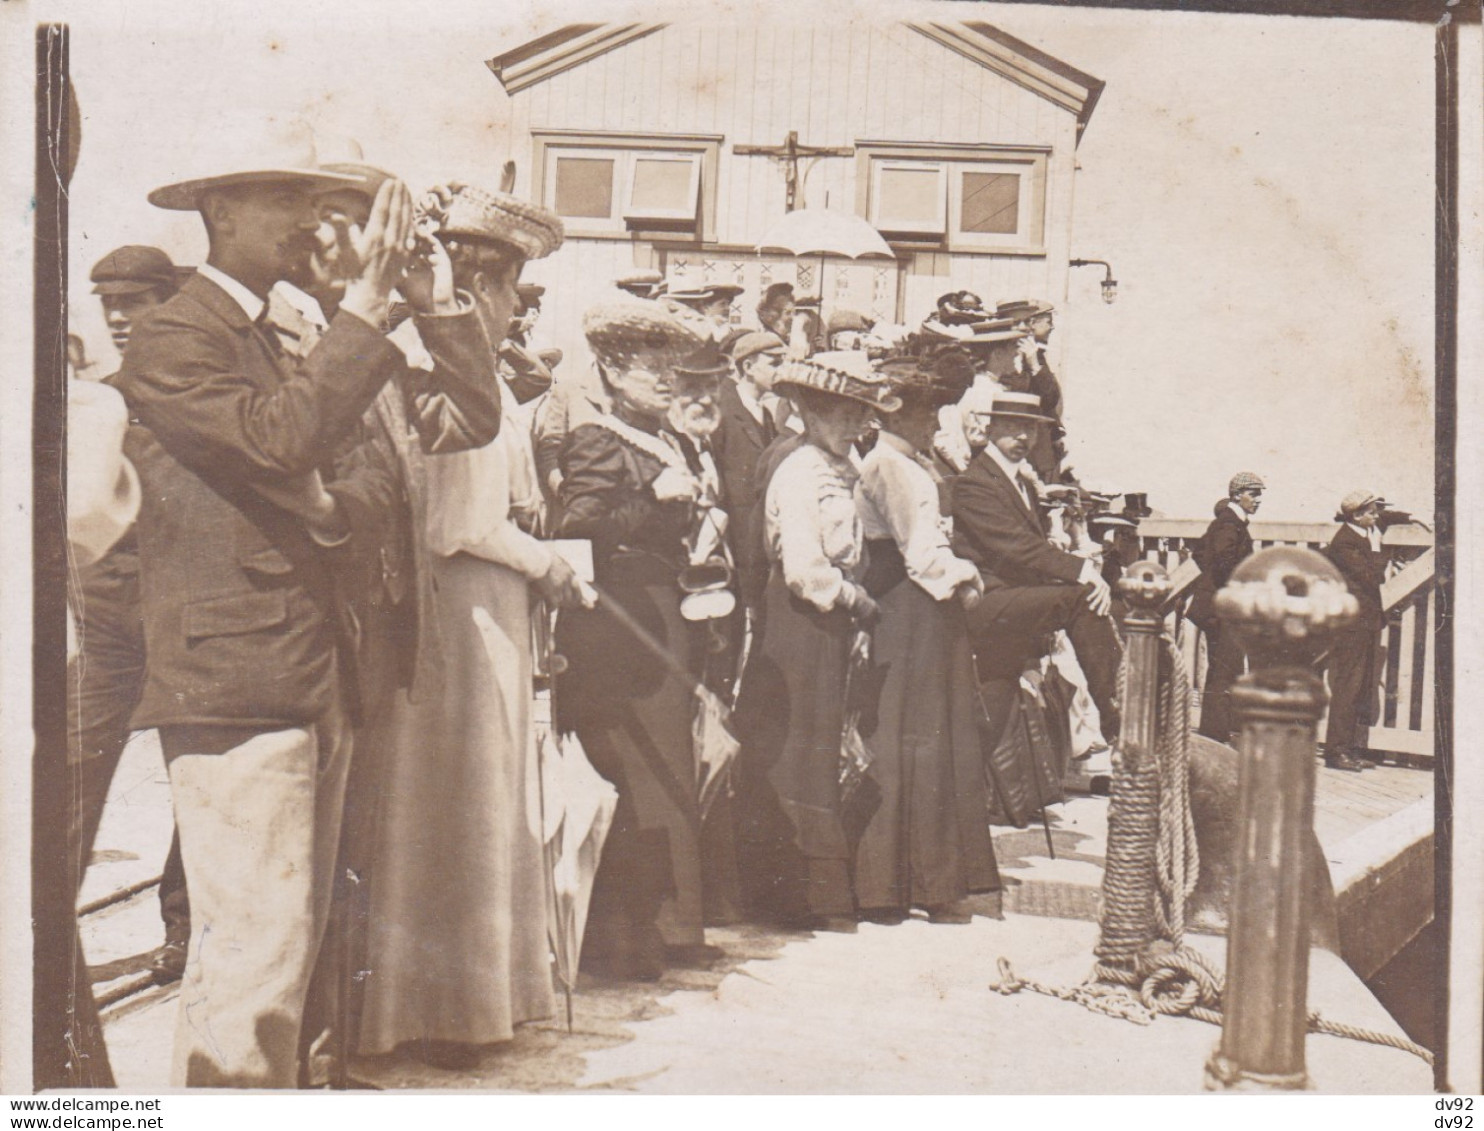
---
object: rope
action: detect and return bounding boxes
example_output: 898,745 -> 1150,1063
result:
991,954 -> 1434,1066
993,629 -> 1435,1071
1152,635 -> 1198,946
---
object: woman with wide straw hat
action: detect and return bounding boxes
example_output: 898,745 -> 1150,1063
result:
553,302 -> 714,980
852,347 -> 1001,925
732,355 -> 899,932
357,183 -> 580,1069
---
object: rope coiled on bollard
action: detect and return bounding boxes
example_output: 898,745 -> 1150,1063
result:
991,631 -> 1434,1069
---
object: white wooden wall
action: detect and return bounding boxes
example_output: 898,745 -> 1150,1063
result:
509,22 -> 1083,372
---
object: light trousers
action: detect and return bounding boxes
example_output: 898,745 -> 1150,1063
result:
162,698 -> 351,1088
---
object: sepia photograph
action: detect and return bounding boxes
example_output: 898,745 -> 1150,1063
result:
2,0 -> 1480,1107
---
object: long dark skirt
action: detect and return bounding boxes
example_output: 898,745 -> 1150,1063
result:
555,573 -> 704,957
733,569 -> 856,923
854,576 -> 1001,912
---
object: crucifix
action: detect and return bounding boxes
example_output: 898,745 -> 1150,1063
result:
735,130 -> 855,212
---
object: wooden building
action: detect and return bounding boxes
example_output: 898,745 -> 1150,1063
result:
487,20 -> 1104,366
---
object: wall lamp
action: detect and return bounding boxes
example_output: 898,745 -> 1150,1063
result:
1070,258 -> 1118,304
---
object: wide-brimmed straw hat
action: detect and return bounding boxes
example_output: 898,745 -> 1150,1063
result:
774,355 -> 901,413
583,302 -> 700,369
148,114 -> 361,211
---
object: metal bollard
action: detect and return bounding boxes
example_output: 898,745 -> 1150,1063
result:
1094,561 -> 1172,969
1203,546 -> 1357,1090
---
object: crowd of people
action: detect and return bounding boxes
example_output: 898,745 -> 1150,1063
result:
61,113 -> 1402,1090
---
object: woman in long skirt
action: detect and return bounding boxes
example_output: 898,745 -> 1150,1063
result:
734,357 -> 900,932
358,187 -> 586,1068
553,303 -> 713,981
853,349 -> 1000,923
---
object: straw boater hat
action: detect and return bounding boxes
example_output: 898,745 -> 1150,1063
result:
582,302 -> 700,370
148,114 -> 362,211
987,390 -> 1057,424
994,299 -> 1055,324
615,270 -> 666,299
774,355 -> 902,414
665,282 -> 744,307
1335,489 -> 1380,522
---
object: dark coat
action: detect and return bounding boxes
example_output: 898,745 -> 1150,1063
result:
115,273 -> 404,729
1187,501 -> 1255,631
553,421 -> 694,702
711,380 -> 776,606
1324,523 -> 1386,629
950,450 -> 1084,589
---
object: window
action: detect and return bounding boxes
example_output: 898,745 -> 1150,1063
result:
533,131 -> 721,240
856,143 -> 1049,254
959,170 -> 1020,235
870,161 -> 947,236
624,153 -> 702,225
552,155 -> 615,219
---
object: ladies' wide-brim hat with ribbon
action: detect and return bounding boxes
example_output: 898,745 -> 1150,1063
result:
583,302 -> 701,370
147,114 -> 363,211
774,355 -> 902,414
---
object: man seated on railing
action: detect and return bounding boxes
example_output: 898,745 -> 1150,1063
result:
1187,472 -> 1263,743
950,390 -> 1122,754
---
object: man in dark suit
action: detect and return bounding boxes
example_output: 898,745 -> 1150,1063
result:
1188,471 -> 1264,742
1320,491 -> 1386,771
951,391 -> 1122,749
995,299 -> 1065,483
114,118 -> 414,1088
712,331 -> 785,612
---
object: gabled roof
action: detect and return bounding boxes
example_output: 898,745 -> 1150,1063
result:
486,24 -> 666,95
908,22 -> 1104,138
487,21 -> 1103,137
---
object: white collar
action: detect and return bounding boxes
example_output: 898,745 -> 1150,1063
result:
197,263 -> 266,323
983,437 -> 1034,487
734,379 -> 766,424
1226,499 -> 1251,525
1346,521 -> 1382,547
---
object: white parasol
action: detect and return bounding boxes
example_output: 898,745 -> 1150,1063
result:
756,208 -> 895,260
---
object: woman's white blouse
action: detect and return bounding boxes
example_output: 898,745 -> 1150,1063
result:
856,437 -> 979,602
422,385 -> 554,582
765,443 -> 862,613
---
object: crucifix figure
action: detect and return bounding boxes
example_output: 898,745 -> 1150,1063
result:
735,130 -> 854,212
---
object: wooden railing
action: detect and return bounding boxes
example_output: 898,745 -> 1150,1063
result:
1135,519 -> 1436,762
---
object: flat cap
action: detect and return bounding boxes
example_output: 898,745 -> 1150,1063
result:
90,245 -> 179,294
730,331 -> 786,363
1229,471 -> 1266,494
1338,489 -> 1379,517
